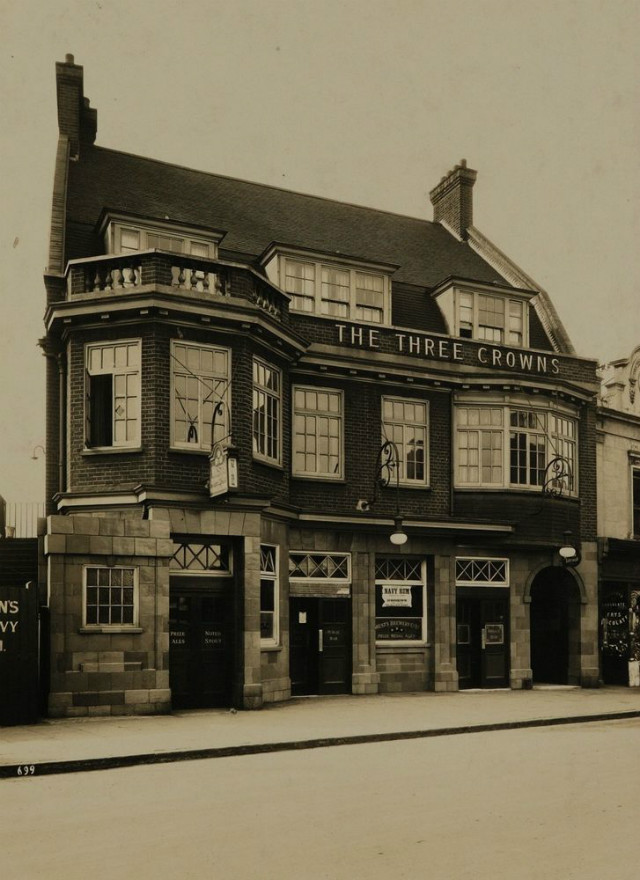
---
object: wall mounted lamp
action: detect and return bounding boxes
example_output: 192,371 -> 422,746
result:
359,439 -> 408,546
31,445 -> 46,461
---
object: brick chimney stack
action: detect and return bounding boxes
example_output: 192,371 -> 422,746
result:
55,54 -> 97,159
429,159 -> 477,240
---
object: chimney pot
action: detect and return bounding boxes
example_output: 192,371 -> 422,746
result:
65,53 -> 75,64
429,160 -> 477,240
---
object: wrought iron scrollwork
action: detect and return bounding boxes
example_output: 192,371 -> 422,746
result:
375,440 -> 400,493
542,456 -> 573,498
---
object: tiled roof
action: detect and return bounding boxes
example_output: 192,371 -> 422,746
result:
66,146 -> 505,290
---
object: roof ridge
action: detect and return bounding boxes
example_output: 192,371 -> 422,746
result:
88,144 -> 438,227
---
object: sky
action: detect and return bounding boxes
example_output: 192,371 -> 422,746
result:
0,0 -> 639,503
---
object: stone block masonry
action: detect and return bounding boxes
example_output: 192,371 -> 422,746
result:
45,513 -> 173,717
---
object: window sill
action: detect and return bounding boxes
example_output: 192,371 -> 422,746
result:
253,456 -> 284,472
260,643 -> 282,652
169,447 -> 212,456
79,626 -> 143,634
82,446 -> 144,456
376,642 -> 430,651
291,474 -> 346,484
454,486 -> 579,499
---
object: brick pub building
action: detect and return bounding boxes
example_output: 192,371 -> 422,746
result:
42,57 -> 600,717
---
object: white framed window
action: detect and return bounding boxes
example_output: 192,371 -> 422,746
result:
456,290 -> 527,347
260,544 -> 279,645
289,552 -> 351,582
455,402 -> 577,493
253,358 -> 282,465
83,566 -> 138,628
171,341 -> 230,451
455,557 -> 509,587
85,340 -> 141,448
382,397 -> 429,486
282,257 -> 390,325
108,221 -> 219,259
509,410 -> 546,488
292,386 -> 343,480
375,557 -> 426,644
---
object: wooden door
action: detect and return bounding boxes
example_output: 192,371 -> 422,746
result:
169,586 -> 233,708
290,598 -> 351,696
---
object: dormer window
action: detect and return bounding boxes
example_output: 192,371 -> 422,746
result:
261,247 -> 394,326
458,292 -> 524,345
101,214 -> 221,260
432,279 -> 532,348
284,258 -> 388,324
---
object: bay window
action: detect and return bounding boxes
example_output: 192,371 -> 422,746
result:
85,340 -> 141,448
171,341 -> 230,451
455,402 -> 577,493
253,358 -> 282,465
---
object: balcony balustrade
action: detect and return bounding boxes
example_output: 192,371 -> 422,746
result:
65,250 -> 289,321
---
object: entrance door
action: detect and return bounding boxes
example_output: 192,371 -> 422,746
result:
530,573 -> 569,684
169,585 -> 233,709
457,595 -> 509,689
290,597 -> 351,696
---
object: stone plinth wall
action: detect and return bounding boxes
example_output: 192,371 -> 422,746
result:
45,513 -> 173,717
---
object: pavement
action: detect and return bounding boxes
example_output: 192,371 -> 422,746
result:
1,685 -> 639,778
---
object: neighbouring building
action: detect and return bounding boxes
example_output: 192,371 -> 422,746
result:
597,346 -> 640,686
41,56 -> 600,718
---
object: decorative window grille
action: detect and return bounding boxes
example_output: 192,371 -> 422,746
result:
289,552 -> 351,581
375,558 -> 423,582
455,558 -> 509,586
170,540 -> 231,574
84,566 -> 137,626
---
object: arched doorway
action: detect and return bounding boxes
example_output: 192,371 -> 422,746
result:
529,567 -> 581,684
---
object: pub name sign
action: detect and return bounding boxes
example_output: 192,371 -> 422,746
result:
335,324 -> 561,376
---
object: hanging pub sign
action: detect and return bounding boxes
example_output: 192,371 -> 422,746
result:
209,443 -> 238,498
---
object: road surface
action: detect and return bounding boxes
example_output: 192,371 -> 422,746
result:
3,718 -> 637,879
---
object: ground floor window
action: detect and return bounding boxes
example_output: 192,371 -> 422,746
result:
260,544 -> 279,645
84,566 -> 138,627
375,557 -> 426,643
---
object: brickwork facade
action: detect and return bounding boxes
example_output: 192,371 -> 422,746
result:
40,57 -> 603,717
